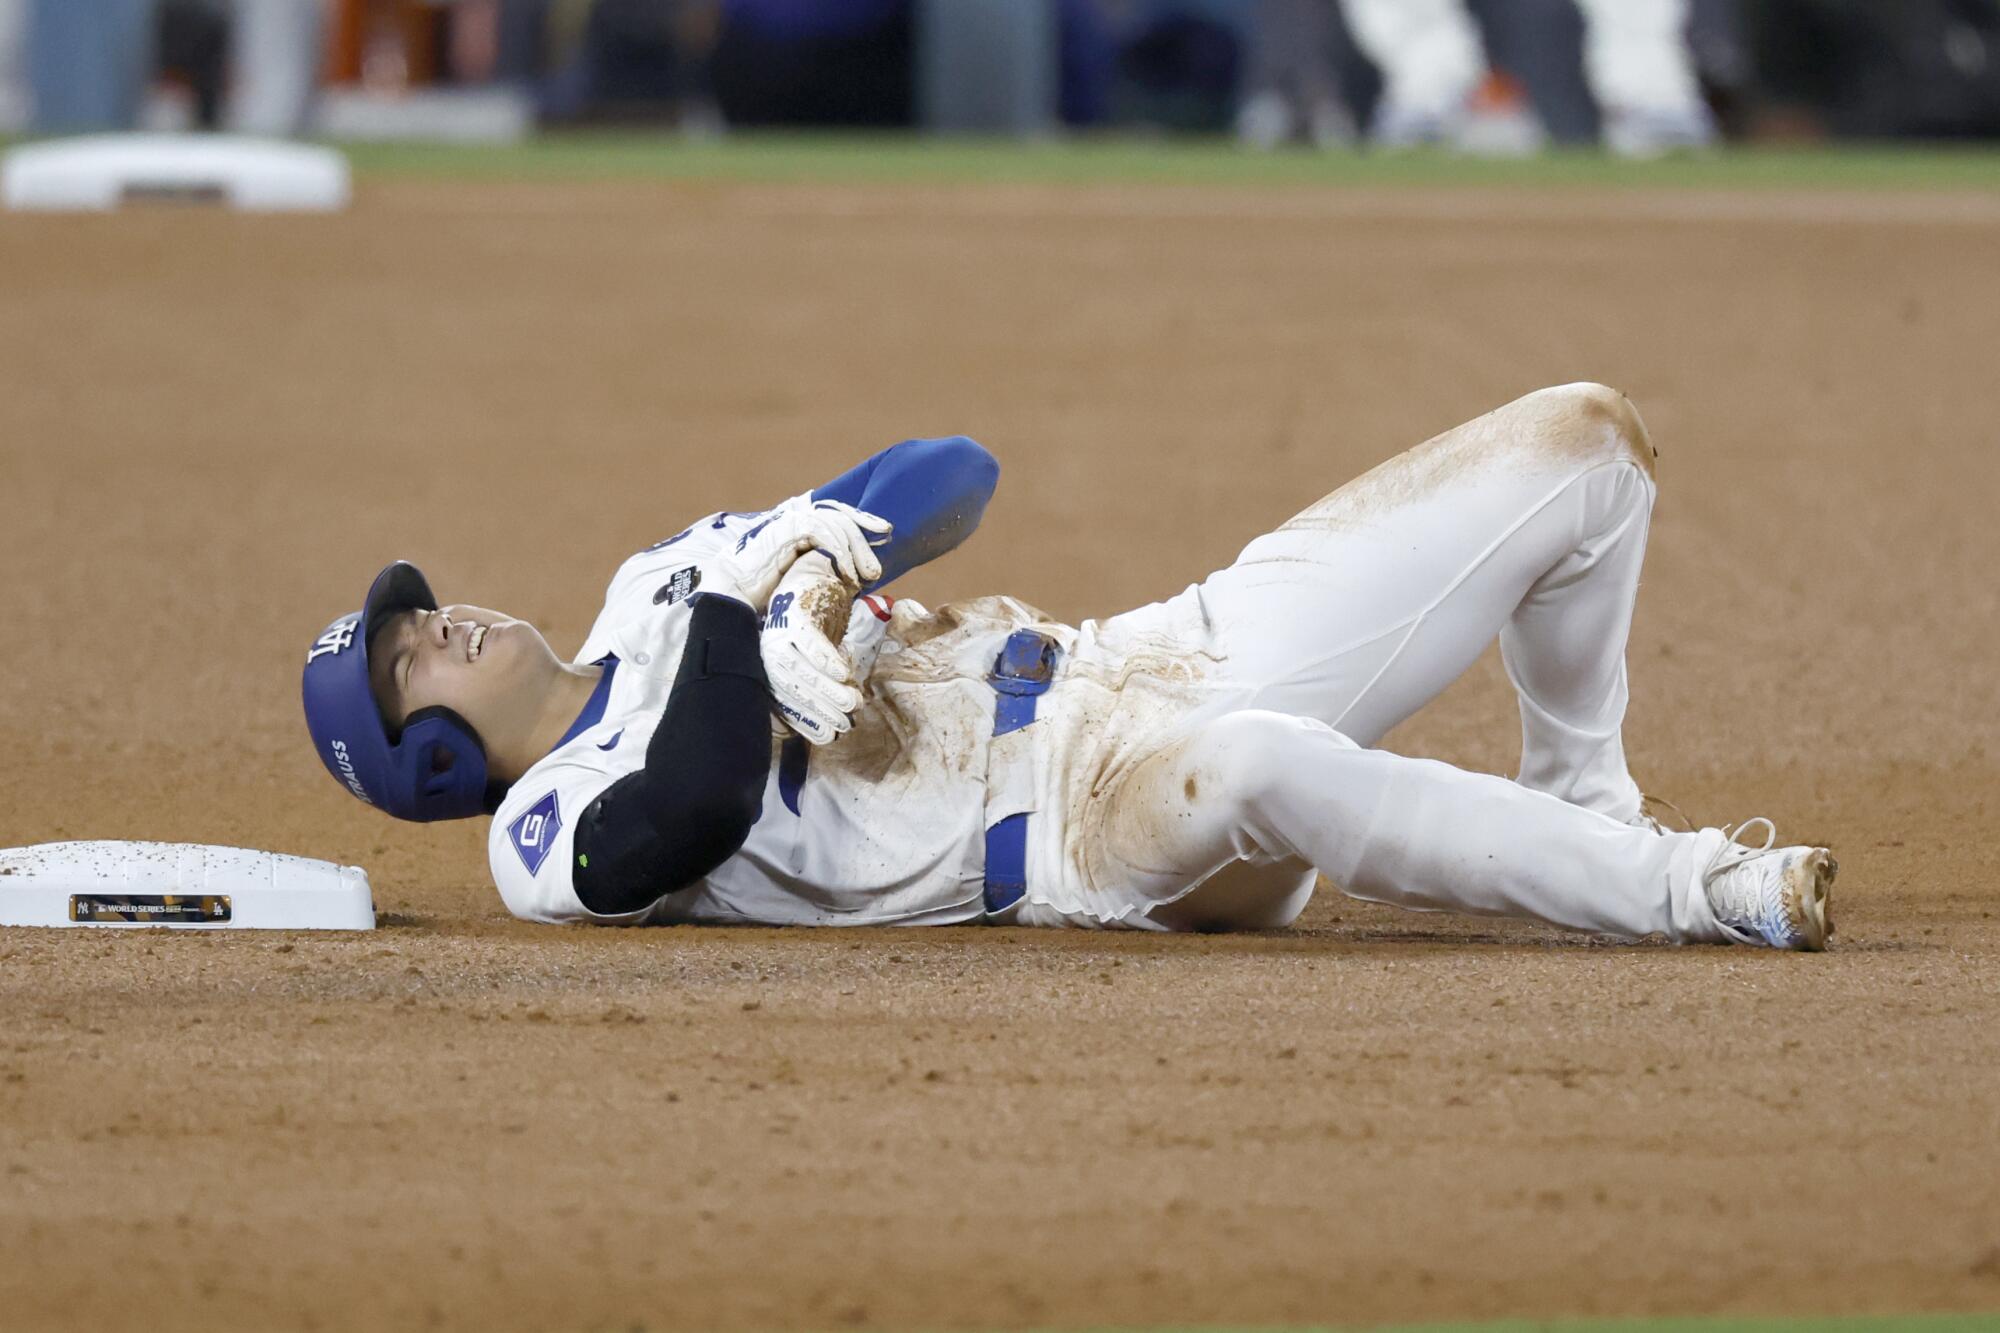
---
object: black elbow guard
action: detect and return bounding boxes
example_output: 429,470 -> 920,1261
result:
572,779 -> 759,916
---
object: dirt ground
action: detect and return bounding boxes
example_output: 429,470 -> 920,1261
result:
2,177 -> 1999,1333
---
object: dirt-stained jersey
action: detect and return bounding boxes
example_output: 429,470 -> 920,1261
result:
488,510 -> 1052,927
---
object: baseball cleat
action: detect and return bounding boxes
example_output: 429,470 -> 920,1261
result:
1699,817 -> 1836,951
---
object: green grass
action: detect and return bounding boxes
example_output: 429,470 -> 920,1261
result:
330,131 -> 2000,192
3,128 -> 1995,191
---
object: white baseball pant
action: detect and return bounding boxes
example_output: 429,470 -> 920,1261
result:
1041,383 -> 1732,942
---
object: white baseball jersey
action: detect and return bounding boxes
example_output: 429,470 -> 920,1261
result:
488,511 -> 1059,927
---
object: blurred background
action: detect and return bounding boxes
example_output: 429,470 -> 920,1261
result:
2,0 -> 1999,155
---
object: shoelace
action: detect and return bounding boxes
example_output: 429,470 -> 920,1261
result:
1700,817 -> 1783,938
1637,792 -> 1695,833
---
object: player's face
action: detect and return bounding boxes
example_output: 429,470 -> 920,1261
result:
368,605 -> 561,737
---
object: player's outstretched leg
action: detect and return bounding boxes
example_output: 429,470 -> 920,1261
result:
1094,711 -> 1830,949
1121,383 -> 1659,823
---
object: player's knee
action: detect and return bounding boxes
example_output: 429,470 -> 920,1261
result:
1525,382 -> 1658,480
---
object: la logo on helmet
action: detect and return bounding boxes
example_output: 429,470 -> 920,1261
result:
307,619 -> 358,664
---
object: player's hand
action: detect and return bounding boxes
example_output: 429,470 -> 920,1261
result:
713,494 -> 891,611
761,554 -> 862,746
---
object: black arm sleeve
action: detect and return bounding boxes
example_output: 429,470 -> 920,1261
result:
572,594 -> 772,917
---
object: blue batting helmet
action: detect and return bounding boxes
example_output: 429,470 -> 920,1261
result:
301,561 -> 493,822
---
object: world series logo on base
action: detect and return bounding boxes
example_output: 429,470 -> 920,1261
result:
68,894 -> 233,924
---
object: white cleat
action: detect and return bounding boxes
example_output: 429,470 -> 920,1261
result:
1699,818 -> 1836,951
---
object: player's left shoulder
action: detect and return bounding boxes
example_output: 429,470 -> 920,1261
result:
488,773 -> 572,910
487,761 -> 606,925
489,742 -> 675,926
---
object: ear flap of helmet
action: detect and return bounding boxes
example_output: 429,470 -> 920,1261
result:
396,706 -> 491,822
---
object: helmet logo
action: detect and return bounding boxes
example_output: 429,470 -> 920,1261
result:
308,618 -> 358,664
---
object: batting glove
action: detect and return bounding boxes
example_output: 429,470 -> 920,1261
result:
711,494 -> 891,612
761,553 -> 863,746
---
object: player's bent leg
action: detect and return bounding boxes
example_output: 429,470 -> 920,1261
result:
1494,386 -> 1657,806
1498,405 -> 1656,821
1138,382 -> 1658,820
1104,710 -> 1734,942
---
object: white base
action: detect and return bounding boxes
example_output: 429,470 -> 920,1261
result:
0,841 -> 375,930
1,133 -> 350,212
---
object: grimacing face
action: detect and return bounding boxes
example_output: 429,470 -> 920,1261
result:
368,604 -> 562,740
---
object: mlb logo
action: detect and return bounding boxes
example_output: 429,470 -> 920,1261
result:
508,791 -> 562,876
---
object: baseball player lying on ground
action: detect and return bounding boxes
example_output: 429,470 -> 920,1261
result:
303,383 -> 1834,949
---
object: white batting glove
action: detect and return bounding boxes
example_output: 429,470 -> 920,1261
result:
710,494 -> 891,612
761,554 -> 862,746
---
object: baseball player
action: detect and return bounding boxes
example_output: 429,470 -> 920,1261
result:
302,384 -> 1835,949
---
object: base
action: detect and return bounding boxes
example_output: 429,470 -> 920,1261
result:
1,134 -> 350,212
0,841 -> 375,930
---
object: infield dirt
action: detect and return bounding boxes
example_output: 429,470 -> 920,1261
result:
2,177 -> 1997,1332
